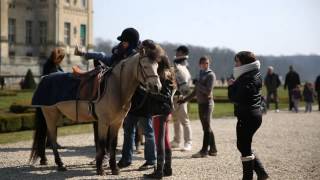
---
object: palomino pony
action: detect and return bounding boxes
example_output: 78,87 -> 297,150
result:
30,45 -> 163,176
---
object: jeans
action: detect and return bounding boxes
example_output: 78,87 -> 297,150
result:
305,102 -> 312,112
120,113 -> 156,164
266,90 -> 279,109
198,103 -> 217,153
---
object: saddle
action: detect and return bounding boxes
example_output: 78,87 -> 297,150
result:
72,65 -> 110,102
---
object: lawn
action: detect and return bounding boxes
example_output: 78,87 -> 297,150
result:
0,87 -> 296,144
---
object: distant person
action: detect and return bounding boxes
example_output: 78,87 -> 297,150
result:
171,45 -> 193,151
178,56 -> 218,158
221,77 -> 226,86
0,76 -> 5,90
228,51 -> 269,180
315,75 -> 320,111
42,48 -> 65,149
284,65 -> 301,111
264,66 -> 281,112
303,82 -> 316,113
291,85 -> 302,113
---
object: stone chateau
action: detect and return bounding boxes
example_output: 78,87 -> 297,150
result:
0,0 -> 93,77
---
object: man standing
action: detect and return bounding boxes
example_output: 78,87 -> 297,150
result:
264,66 -> 281,112
315,75 -> 320,111
284,65 -> 301,111
171,45 -> 193,151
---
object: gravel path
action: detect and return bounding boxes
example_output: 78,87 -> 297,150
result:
0,110 -> 319,180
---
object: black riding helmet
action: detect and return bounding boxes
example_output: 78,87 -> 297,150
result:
117,28 -> 140,48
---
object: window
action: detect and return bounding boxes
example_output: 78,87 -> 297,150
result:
74,0 -> 77,5
8,18 -> 16,44
80,24 -> 86,46
64,22 -> 71,45
25,21 -> 32,44
65,0 -> 70,6
39,21 -> 47,45
82,0 -> 86,7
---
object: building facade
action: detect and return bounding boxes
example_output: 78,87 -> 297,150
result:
0,0 -> 93,75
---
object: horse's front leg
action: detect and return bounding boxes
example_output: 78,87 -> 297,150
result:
96,122 -> 108,176
109,133 -> 120,175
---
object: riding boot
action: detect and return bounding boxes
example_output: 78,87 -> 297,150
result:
144,155 -> 164,179
200,131 -> 210,153
208,131 -> 217,155
253,153 -> 269,180
241,155 -> 255,180
163,149 -> 172,176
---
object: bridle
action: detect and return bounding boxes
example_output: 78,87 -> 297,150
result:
119,53 -> 159,110
137,55 -> 159,84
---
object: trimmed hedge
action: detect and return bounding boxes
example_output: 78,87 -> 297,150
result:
0,113 -> 81,133
21,114 -> 36,130
0,91 -> 17,97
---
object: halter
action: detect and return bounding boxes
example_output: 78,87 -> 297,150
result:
119,53 -> 159,110
137,55 -> 159,83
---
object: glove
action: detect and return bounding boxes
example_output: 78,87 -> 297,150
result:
74,45 -> 84,56
177,99 -> 186,105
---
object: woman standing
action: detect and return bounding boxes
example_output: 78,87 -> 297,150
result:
178,56 -> 217,158
228,51 -> 269,180
144,55 -> 176,178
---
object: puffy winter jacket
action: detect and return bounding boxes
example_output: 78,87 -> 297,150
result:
228,69 -> 262,116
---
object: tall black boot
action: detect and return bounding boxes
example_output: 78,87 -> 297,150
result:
163,149 -> 172,176
201,131 -> 210,153
253,153 -> 269,180
144,156 -> 164,179
241,159 -> 254,180
209,131 -> 217,156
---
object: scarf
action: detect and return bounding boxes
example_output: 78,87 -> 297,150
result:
174,55 -> 189,64
233,60 -> 260,80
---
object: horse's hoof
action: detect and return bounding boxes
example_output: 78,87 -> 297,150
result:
111,168 -> 120,175
57,166 -> 67,171
40,161 -> 48,166
97,169 -> 106,176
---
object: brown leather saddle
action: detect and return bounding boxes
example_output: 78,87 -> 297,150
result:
72,65 -> 110,102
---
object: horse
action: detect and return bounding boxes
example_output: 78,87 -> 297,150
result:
30,44 -> 163,176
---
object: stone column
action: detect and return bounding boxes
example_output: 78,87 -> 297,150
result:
0,0 -> 9,64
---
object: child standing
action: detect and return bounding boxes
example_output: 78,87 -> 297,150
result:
291,85 -> 302,113
303,82 -> 316,113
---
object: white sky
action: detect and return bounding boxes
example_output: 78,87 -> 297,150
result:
93,0 -> 320,56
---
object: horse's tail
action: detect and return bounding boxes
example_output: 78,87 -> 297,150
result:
29,107 -> 47,164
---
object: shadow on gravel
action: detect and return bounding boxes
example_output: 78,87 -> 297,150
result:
0,164 -> 97,179
0,164 -> 155,180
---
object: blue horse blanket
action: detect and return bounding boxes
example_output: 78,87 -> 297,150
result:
32,72 -> 80,106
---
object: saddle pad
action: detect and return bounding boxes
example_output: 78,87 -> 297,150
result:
32,72 -> 80,106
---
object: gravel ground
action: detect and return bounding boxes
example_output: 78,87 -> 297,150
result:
0,110 -> 319,180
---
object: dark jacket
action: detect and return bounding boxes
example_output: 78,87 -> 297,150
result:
292,88 -> 302,100
315,75 -> 320,93
129,85 -> 152,117
303,86 -> 315,103
284,70 -> 300,90
42,59 -> 63,76
84,43 -> 137,67
148,79 -> 175,116
184,69 -> 215,104
130,79 -> 175,117
228,69 -> 262,117
264,73 -> 281,92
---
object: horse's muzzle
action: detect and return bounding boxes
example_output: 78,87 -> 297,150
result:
147,83 -> 161,93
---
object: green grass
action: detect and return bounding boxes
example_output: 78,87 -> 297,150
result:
0,123 -> 93,144
0,87 -> 298,144
0,90 -> 33,110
